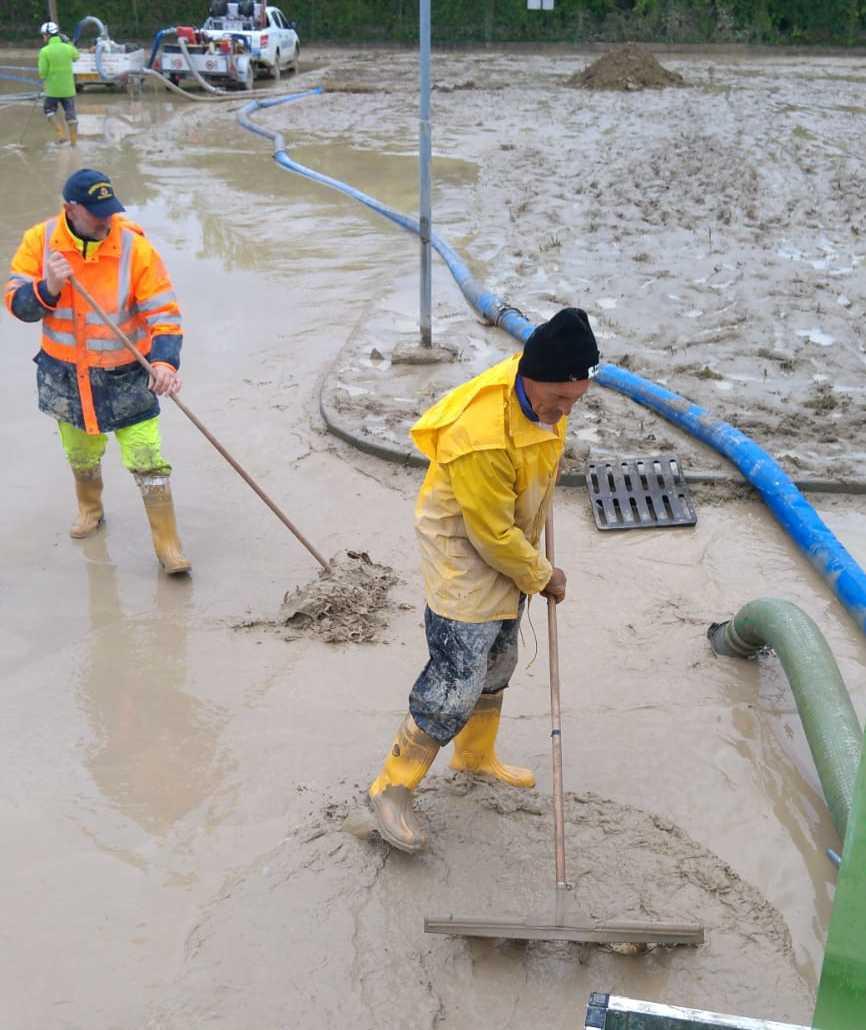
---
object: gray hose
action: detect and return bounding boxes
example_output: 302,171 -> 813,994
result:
178,37 -> 228,94
136,40 -> 275,100
708,598 -> 862,841
134,67 -> 234,101
72,16 -> 109,45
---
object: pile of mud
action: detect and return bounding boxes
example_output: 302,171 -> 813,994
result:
570,44 -> 685,91
280,550 -> 398,643
321,78 -> 388,94
148,778 -> 812,1027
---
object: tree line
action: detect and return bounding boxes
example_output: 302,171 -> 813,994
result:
4,0 -> 865,44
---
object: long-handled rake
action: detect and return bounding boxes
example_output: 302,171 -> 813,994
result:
425,507 -> 704,947
69,275 -> 329,572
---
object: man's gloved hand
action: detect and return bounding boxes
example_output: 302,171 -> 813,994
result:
540,566 -> 566,604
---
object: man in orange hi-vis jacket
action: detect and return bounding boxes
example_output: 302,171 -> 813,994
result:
4,168 -> 191,574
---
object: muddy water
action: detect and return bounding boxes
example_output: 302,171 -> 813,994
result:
1,46 -> 865,1028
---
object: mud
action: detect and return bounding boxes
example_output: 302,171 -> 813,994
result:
147,779 -> 812,1028
284,46 -> 866,485
2,43 -> 866,1030
280,549 -> 398,642
569,44 -> 686,91
235,551 -> 398,643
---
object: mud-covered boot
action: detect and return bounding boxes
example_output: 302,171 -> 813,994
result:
136,474 -> 191,575
68,121 -> 78,146
450,690 -> 535,788
369,714 -> 440,853
70,466 -> 104,538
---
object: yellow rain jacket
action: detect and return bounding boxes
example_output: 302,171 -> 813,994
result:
411,353 -> 565,623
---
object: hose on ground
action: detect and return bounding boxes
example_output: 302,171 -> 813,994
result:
708,598 -> 862,842
235,91 -> 866,644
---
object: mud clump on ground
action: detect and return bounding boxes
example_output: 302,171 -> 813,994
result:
571,43 -> 686,90
322,78 -> 388,94
280,550 -> 398,643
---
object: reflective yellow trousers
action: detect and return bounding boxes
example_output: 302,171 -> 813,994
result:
58,417 -> 171,474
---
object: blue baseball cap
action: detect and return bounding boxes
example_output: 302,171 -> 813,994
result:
63,169 -> 125,217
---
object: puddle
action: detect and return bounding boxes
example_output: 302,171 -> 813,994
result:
3,43 -> 866,1030
797,328 -> 835,347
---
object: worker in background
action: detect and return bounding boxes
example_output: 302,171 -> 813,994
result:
38,21 -> 79,146
369,308 -> 600,852
4,168 -> 191,575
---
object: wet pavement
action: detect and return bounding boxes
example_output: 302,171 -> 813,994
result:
1,45 -> 865,1028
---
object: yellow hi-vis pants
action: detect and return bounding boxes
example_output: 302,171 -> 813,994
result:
58,417 -> 171,474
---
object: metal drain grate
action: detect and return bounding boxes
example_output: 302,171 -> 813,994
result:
585,455 -> 697,531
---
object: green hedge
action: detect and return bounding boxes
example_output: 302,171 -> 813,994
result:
3,0 -> 865,45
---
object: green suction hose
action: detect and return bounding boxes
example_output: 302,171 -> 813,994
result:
708,598 -> 862,842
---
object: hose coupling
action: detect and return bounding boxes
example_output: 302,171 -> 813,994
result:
493,302 -> 526,328
707,618 -> 768,659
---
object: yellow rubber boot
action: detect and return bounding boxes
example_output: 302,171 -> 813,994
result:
450,691 -> 535,788
137,474 -> 192,575
68,121 -> 78,146
50,116 -> 67,143
70,466 -> 104,538
369,714 -> 440,853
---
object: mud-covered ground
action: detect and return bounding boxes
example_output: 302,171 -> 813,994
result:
1,45 -> 865,1029
285,45 -> 866,483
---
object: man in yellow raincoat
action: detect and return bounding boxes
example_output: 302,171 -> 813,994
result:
369,308 -> 600,852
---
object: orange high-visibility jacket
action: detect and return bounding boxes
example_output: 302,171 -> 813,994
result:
5,212 -> 183,435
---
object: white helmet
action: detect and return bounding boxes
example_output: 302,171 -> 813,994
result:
40,21 -> 59,35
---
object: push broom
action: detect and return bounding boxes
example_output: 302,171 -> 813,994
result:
425,507 -> 704,947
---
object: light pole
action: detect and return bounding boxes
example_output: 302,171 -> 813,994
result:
419,0 -> 432,347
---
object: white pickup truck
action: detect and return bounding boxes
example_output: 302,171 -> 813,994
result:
202,2 -> 300,80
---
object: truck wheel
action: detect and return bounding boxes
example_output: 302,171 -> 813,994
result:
272,50 -> 281,81
242,62 -> 254,91
289,44 -> 299,74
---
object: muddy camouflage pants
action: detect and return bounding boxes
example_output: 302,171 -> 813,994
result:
58,417 -> 171,475
409,601 -> 524,745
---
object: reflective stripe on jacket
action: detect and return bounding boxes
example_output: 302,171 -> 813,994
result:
5,212 -> 183,435
411,354 -> 565,623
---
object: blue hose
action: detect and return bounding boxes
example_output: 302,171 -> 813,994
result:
595,365 -> 866,634
237,91 -> 866,638
239,92 -> 537,341
147,28 -> 177,70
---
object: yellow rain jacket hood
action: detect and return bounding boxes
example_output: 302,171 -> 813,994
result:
411,354 -> 565,623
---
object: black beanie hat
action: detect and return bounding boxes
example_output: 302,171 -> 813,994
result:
517,308 -> 600,383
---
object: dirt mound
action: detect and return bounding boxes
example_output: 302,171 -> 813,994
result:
280,549 -> 398,643
322,78 -> 388,94
571,44 -> 685,91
